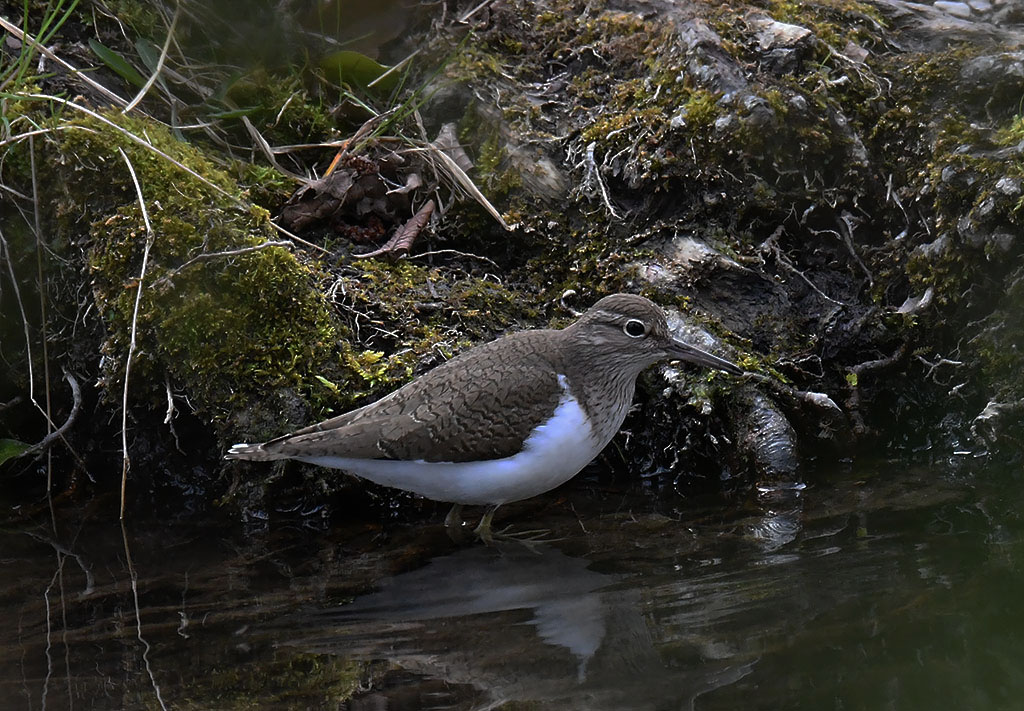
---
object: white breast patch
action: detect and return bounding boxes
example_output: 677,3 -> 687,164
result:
297,374 -> 603,505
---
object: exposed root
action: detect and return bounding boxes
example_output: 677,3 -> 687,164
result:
14,371 -> 82,461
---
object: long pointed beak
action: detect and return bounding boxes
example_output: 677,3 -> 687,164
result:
666,338 -> 744,375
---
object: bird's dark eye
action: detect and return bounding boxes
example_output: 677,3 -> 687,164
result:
623,319 -> 647,338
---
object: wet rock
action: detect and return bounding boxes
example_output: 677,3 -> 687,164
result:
913,234 -> 952,261
871,0 -> 1016,50
959,52 -> 1024,108
996,176 -> 1022,196
741,94 -> 776,128
989,231 -> 1016,252
733,389 -> 800,480
934,1 -> 973,18
896,287 -> 935,315
746,12 -> 814,74
971,399 -> 1024,445
842,41 -> 870,63
678,18 -> 749,96
636,235 -> 792,350
746,13 -> 813,50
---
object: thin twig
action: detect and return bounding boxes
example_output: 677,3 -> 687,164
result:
0,396 -> 22,413
151,240 -> 293,287
122,3 -> 180,114
459,0 -> 498,22
585,141 -> 622,220
164,374 -> 184,455
409,249 -> 501,271
30,136 -> 54,492
118,148 -> 155,521
0,226 -> 35,411
268,220 -> 331,254
0,124 -> 74,151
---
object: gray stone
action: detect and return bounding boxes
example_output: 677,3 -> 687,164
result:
996,177 -> 1022,196
934,1 -> 973,18
746,12 -> 813,50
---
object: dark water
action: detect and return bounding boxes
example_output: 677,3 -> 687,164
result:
2,456 -> 1022,710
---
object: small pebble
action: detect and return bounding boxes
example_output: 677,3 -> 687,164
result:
967,0 -> 992,11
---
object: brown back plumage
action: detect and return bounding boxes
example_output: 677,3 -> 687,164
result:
227,293 -> 722,464
262,329 -> 568,462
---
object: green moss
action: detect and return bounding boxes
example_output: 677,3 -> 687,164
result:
996,115 -> 1024,147
175,652 -> 364,709
48,110 -> 342,432
765,0 -> 888,49
223,69 -> 336,146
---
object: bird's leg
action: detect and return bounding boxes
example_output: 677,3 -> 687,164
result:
473,506 -> 499,545
444,503 -> 464,531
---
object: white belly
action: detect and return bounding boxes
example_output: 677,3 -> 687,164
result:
298,376 -> 604,506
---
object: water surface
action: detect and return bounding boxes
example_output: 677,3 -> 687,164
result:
2,456 -> 1022,710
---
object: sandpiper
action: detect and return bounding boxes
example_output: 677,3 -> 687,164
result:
226,293 -> 742,541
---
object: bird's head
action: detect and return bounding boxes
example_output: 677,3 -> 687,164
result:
567,293 -> 743,377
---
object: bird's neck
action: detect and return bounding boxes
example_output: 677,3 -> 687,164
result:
556,345 -> 643,448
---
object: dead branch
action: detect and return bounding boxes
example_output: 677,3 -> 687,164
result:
845,342 -> 910,436
16,371 -> 82,460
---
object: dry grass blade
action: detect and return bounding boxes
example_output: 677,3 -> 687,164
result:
117,147 -> 155,521
122,3 -> 180,114
0,16 -> 128,106
21,93 -> 242,205
241,115 -> 306,181
412,143 -> 513,231
29,136 -> 54,491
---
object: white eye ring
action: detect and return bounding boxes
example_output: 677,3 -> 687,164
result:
623,319 -> 647,338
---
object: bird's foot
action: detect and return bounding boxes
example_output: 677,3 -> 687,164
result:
472,506 -> 499,545
495,525 -> 563,544
463,507 -> 561,548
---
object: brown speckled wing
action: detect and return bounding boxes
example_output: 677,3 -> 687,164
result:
263,330 -> 566,463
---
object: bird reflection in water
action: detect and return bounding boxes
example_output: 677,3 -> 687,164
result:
280,542 -> 754,710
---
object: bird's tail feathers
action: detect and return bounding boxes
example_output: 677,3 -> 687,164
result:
224,442 -> 287,461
